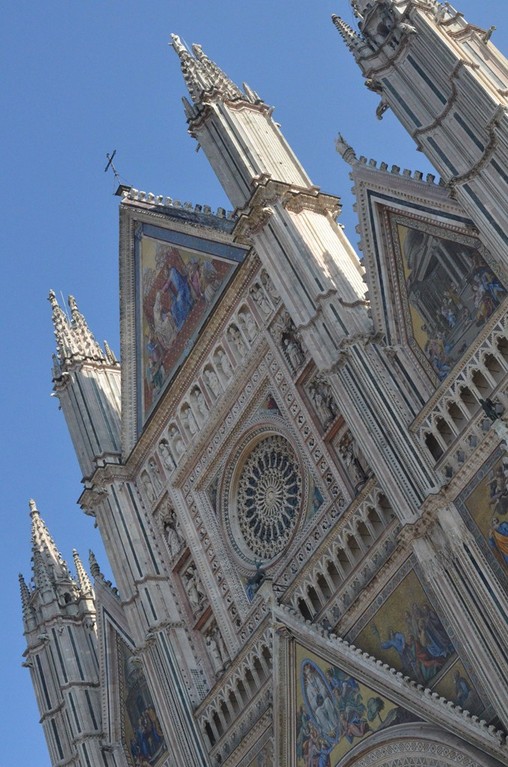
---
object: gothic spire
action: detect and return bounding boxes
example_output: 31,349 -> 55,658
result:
32,549 -> 54,593
19,572 -> 33,622
72,549 -> 93,594
331,15 -> 371,57
88,550 -> 102,580
49,290 -> 107,371
30,499 -> 71,586
170,35 -> 250,108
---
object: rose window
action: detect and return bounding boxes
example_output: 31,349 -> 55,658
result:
236,435 -> 302,560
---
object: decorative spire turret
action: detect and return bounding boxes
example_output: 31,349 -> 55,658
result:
48,291 -> 121,478
170,35 -> 250,108
49,290 -> 108,371
88,550 -> 102,580
31,549 -> 54,594
72,549 -> 93,594
30,499 -> 71,586
19,573 -> 34,627
332,15 -> 372,58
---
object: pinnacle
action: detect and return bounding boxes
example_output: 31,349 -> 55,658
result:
170,34 -> 250,109
72,549 -> 93,594
30,499 -> 72,587
331,14 -> 370,57
19,573 -> 32,619
88,550 -> 102,579
49,291 -> 112,371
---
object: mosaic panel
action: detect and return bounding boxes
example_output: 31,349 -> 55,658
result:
135,223 -> 245,425
397,222 -> 506,381
295,644 -> 417,766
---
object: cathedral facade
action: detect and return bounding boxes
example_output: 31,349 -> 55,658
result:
21,2 -> 508,766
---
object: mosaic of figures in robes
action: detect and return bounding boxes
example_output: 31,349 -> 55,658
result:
398,223 -> 506,381
119,640 -> 168,767
432,659 -> 483,717
139,236 -> 236,416
295,647 -> 417,766
464,456 -> 508,570
355,570 -> 456,688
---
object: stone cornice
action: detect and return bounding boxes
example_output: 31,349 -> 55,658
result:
186,97 -> 272,137
233,179 -> 341,244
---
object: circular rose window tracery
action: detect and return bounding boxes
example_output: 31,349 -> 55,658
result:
235,435 -> 302,561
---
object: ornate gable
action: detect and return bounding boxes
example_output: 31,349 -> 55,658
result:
350,161 -> 508,390
119,191 -> 249,453
272,605 -> 506,767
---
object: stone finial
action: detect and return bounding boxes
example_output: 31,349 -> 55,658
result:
170,34 -> 248,108
331,15 -> 366,55
72,549 -> 93,594
103,340 -> 118,365
49,290 -> 107,371
32,549 -> 53,592
191,43 -> 244,101
30,500 -> 71,587
88,550 -> 102,580
19,573 -> 32,621
335,133 -> 358,165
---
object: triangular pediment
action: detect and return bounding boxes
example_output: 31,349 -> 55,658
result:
272,604 -> 505,766
350,163 -> 508,388
119,195 -> 249,453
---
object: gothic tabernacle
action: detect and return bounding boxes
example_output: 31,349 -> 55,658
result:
21,3 -> 508,767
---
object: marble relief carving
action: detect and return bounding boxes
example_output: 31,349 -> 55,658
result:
334,428 -> 371,489
158,439 -> 176,472
270,311 -> 307,375
205,621 -> 229,677
233,434 -> 303,562
160,504 -> 185,560
183,562 -> 207,615
260,269 -> 280,306
203,365 -> 222,398
227,323 -> 248,359
306,372 -> 339,430
250,282 -> 272,317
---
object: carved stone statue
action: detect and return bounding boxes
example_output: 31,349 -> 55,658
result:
181,405 -> 198,436
205,632 -> 224,675
184,564 -> 205,612
215,348 -> 233,379
147,457 -> 163,492
211,624 -> 228,667
141,471 -> 155,503
228,325 -> 247,358
308,374 -> 338,429
204,367 -> 221,397
162,509 -> 184,558
170,425 -> 185,457
158,439 -> 176,471
239,310 -> 258,342
283,336 -> 305,372
261,270 -> 279,304
250,284 -> 272,316
192,387 -> 209,419
338,430 -> 369,486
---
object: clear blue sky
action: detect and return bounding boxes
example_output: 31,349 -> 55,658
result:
2,2 -> 507,764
